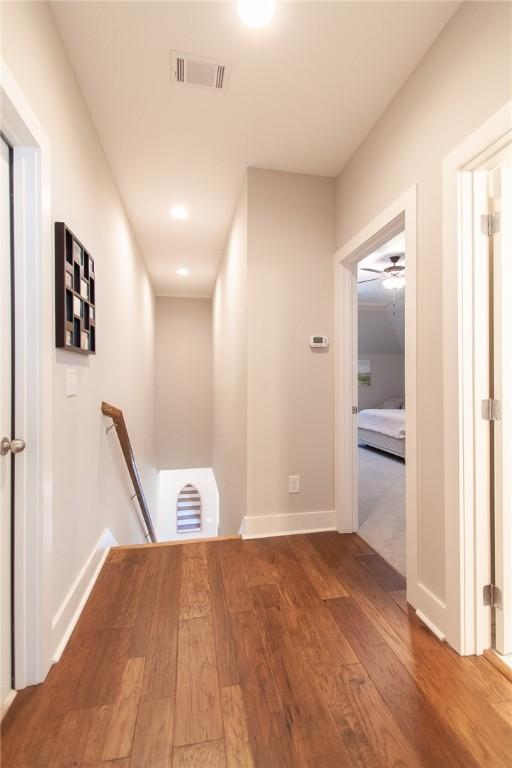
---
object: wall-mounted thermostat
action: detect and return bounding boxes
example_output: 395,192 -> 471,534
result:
309,335 -> 329,349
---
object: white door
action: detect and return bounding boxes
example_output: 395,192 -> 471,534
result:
1,136 -> 13,710
492,161 -> 512,655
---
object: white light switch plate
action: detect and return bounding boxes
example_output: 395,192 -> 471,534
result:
66,368 -> 78,397
288,475 -> 300,494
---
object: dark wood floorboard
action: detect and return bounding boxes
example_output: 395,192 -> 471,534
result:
2,532 -> 512,767
354,553 -> 406,593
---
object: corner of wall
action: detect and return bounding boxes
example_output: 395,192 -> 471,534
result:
212,175 -> 249,535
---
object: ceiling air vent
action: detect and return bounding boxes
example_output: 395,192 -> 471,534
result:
170,50 -> 230,92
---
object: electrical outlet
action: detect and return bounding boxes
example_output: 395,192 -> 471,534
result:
288,475 -> 300,494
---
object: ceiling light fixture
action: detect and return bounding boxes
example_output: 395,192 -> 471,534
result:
382,275 -> 405,290
176,268 -> 189,276
170,205 -> 189,220
238,0 -> 275,28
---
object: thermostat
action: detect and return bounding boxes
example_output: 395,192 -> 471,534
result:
309,335 -> 329,349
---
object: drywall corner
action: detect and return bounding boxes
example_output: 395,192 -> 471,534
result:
212,178 -> 248,535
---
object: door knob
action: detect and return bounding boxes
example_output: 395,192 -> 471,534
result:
1,437 -> 26,456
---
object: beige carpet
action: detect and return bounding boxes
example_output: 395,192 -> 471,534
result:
358,445 -> 405,576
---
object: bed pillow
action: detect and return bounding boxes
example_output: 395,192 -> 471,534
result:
381,398 -> 404,409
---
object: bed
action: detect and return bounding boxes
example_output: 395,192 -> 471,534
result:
358,407 -> 406,458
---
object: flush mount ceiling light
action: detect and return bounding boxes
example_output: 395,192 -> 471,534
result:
170,205 -> 189,220
176,267 -> 189,276
382,275 -> 405,290
238,0 -> 275,28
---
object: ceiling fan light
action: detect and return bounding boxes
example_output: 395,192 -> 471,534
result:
383,276 -> 405,290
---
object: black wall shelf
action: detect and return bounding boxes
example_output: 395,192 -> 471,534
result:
55,222 -> 96,354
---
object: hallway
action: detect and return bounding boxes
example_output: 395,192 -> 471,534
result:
2,532 -> 511,767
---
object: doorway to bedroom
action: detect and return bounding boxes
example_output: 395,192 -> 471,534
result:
357,233 -> 406,576
334,186 -> 418,608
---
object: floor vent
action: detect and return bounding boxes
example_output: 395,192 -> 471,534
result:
176,483 -> 202,533
170,50 -> 230,92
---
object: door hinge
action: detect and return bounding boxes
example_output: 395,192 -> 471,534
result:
481,212 -> 501,236
352,406 -> 358,414
481,398 -> 501,421
483,583 -> 502,609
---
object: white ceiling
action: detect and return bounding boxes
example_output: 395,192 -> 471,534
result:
357,231 -> 405,305
51,1 -> 459,296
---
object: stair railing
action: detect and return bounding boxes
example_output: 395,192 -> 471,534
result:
101,401 -> 157,543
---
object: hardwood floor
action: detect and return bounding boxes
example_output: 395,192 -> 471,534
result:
2,532 -> 512,767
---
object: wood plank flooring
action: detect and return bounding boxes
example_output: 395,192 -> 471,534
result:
2,532 -> 512,767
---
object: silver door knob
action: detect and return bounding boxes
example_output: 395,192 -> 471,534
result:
1,437 -> 26,456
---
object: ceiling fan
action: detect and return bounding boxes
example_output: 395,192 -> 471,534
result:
359,254 -> 405,290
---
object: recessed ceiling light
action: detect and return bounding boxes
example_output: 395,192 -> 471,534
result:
170,205 -> 189,220
176,268 -> 189,276
238,0 -> 275,28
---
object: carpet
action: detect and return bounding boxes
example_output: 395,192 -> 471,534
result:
358,444 -> 406,576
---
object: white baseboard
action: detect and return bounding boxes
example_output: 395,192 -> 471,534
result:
488,649 -> 512,670
416,582 -> 447,641
242,509 -> 336,539
416,609 -> 446,641
1,689 -> 17,719
51,528 -> 117,663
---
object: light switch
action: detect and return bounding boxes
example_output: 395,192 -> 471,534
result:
288,475 -> 300,494
66,368 -> 78,397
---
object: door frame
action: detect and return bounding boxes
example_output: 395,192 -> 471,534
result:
1,62 -> 54,689
334,186 -> 420,613
1,131 -> 15,714
442,101 -> 512,655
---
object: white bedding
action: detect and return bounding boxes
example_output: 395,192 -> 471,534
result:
358,408 -> 406,440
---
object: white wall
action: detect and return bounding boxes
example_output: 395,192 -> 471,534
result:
1,2 -> 157,667
155,468 -> 219,541
213,170 -> 336,536
155,297 -> 212,470
387,303 -> 405,352
358,305 -> 404,354
212,181 -> 248,535
246,168 -> 336,522
336,1 -> 511,609
358,304 -> 405,410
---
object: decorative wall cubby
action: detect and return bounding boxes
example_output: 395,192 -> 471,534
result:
55,222 -> 96,354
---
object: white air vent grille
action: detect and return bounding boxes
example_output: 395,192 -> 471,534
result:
171,50 -> 230,92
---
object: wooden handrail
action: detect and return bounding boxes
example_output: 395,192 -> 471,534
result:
101,401 -> 157,543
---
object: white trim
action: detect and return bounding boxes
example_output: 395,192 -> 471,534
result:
416,582 -> 447,637
442,101 -> 512,655
489,649 -> 512,671
1,688 -> 17,719
493,162 -> 512,654
334,186 -> 419,609
242,509 -> 335,539
51,528 -> 116,664
243,528 -> 336,541
416,609 -> 446,642
1,62 -> 54,687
